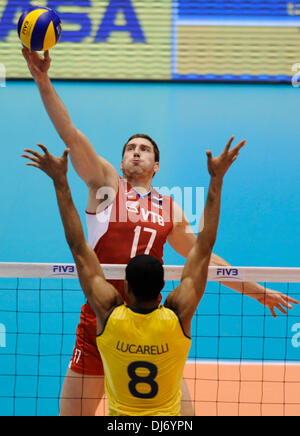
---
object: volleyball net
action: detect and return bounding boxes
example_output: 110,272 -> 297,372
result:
0,263 -> 300,416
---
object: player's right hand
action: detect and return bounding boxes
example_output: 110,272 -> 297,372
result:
22,144 -> 70,183
22,47 -> 51,81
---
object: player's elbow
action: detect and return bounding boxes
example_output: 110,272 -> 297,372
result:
60,126 -> 78,147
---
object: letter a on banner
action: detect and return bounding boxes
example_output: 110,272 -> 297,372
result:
95,0 -> 146,42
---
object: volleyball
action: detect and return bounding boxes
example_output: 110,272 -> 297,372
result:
17,7 -> 62,51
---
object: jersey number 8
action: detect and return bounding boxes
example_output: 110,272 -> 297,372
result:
128,361 -> 158,399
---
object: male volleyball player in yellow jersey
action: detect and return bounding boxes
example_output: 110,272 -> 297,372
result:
21,47 -> 299,416
22,138 -> 244,415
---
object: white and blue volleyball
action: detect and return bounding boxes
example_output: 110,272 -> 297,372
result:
18,7 -> 62,51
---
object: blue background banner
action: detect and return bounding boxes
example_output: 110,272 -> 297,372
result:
1,1 -> 300,81
177,0 -> 298,19
174,1 -> 300,82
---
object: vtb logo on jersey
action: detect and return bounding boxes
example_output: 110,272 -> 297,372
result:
126,201 -> 165,226
126,201 -> 139,214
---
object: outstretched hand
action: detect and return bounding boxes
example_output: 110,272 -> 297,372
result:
206,136 -> 246,179
22,144 -> 70,182
257,288 -> 299,319
22,47 -> 51,80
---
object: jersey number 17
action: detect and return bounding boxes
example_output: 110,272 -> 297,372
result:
130,226 -> 157,258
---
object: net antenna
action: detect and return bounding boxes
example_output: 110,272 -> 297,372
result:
0,63 -> 5,88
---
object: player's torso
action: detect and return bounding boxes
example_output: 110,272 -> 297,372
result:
96,304 -> 191,416
86,179 -> 173,265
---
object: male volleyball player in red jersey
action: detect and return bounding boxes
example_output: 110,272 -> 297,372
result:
21,48 -> 299,416
22,140 -> 241,416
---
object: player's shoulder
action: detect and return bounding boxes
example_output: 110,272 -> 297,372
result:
108,302 -> 128,319
165,278 -> 195,313
168,200 -> 188,228
158,304 -> 178,317
86,177 -> 120,214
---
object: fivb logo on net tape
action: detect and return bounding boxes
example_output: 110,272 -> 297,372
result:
52,264 -> 77,277
213,267 -> 242,281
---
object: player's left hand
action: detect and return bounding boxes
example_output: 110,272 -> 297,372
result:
22,144 -> 70,182
256,288 -> 299,318
206,136 -> 246,180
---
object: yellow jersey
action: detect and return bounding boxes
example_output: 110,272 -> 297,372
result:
96,304 -> 191,416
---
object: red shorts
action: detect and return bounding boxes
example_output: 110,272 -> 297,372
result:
69,301 -> 105,376
69,282 -> 162,376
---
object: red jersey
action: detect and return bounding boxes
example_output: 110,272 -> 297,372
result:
86,178 -> 173,299
70,179 -> 174,376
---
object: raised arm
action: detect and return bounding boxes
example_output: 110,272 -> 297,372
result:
22,144 -> 122,329
21,48 -> 119,191
165,137 -> 246,335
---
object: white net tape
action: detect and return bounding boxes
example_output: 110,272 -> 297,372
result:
1,263 -> 300,282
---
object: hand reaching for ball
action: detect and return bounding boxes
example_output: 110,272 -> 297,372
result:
18,7 -> 61,81
22,47 -> 51,81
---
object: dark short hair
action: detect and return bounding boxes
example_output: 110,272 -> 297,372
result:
125,255 -> 165,302
122,134 -> 160,163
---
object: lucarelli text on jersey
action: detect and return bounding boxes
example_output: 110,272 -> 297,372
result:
116,341 -> 169,355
